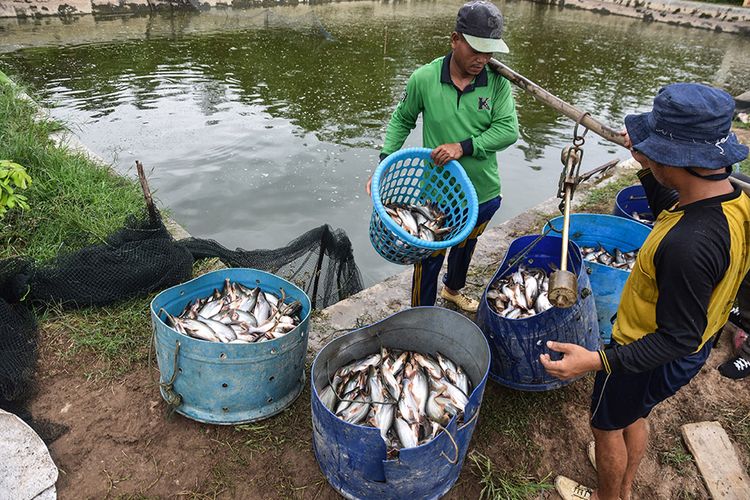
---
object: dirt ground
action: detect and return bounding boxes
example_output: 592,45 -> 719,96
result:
30,310 -> 750,499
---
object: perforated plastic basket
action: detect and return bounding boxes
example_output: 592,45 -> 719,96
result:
369,148 -> 479,265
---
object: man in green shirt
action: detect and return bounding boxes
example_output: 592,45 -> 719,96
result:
368,1 -> 519,312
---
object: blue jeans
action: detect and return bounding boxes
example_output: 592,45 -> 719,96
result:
411,196 -> 501,306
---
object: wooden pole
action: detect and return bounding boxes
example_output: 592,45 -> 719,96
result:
136,160 -> 159,224
488,57 -> 750,195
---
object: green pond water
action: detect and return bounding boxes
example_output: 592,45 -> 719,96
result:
1,1 -> 748,284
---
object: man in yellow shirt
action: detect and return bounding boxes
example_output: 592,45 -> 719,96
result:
541,83 -> 750,500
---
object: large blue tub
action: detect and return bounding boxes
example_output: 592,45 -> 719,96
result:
150,268 -> 311,424
476,235 -> 599,391
614,184 -> 654,226
311,307 -> 490,499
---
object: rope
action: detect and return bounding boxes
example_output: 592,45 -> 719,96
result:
437,422 -> 460,465
159,340 -> 182,418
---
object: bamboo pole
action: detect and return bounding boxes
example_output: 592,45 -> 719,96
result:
488,58 -> 750,195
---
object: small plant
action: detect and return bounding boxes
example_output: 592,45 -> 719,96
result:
0,160 -> 32,218
469,451 -> 553,500
659,445 -> 694,475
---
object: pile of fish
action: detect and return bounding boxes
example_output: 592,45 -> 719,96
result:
162,278 -> 302,343
487,266 -> 553,319
319,348 -> 471,453
384,201 -> 452,242
581,246 -> 638,271
631,211 -> 654,226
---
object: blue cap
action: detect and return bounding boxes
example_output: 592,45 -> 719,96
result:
625,83 -> 748,169
455,1 -> 509,54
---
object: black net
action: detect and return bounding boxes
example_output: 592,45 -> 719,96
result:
180,224 -> 363,309
26,211 -> 194,308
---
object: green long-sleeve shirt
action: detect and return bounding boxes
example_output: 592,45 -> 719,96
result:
380,54 -> 519,203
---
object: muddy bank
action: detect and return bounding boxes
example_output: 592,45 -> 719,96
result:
535,0 -> 750,35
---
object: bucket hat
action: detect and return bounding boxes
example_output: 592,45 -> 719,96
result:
624,83 -> 748,169
455,1 -> 509,54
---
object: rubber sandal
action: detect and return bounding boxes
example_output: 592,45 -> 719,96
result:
555,475 -> 593,500
439,288 -> 479,313
588,441 -> 597,471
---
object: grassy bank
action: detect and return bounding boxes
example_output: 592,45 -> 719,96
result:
0,76 -> 156,375
0,78 -> 143,260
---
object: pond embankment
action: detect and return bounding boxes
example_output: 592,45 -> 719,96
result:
538,0 -> 750,34
1,0 -> 749,38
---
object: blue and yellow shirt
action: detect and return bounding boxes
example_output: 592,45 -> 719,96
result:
600,169 -> 750,374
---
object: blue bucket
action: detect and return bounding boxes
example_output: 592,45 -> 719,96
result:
475,235 -> 599,391
614,184 -> 654,226
369,148 -> 479,265
150,268 -> 311,424
311,307 -> 490,499
543,214 -> 651,345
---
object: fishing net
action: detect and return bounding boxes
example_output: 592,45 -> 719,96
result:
180,224 -> 363,309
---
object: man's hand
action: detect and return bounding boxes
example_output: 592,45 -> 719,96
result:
621,130 -> 632,150
431,143 -> 463,167
539,341 -> 603,380
366,175 -> 373,196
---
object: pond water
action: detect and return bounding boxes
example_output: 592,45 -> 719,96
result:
1,1 -> 748,285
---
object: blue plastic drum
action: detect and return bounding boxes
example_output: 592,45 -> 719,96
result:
150,268 -> 311,424
311,307 -> 490,499
614,184 -> 654,226
476,235 -> 599,391
543,214 -> 651,345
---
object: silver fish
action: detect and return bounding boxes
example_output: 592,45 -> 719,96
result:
340,395 -> 370,425
199,318 -> 237,343
371,403 -> 395,440
181,318 -> 219,342
254,292 -> 272,324
320,385 -> 337,411
455,367 -> 470,397
413,353 -> 443,380
524,274 -> 538,306
426,390 -> 449,425
435,380 -> 468,412
535,292 -> 553,314
396,208 -> 419,236
394,417 -> 419,449
381,362 -> 401,401
198,299 -> 223,319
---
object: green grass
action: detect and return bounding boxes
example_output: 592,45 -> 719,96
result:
0,80 -> 143,261
659,443 -> 694,475
738,158 -> 750,177
469,451 -> 553,500
41,296 -> 154,379
577,172 -> 639,214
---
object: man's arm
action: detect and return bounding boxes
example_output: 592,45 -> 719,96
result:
380,73 -> 423,159
464,77 -> 518,160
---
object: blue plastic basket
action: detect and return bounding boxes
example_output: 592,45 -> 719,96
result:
369,148 -> 479,265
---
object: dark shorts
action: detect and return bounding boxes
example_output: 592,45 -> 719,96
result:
590,341 -> 712,431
